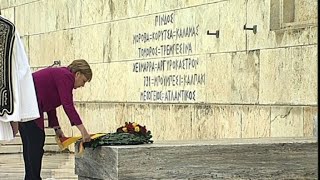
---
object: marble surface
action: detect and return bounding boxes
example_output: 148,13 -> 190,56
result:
75,137 -> 317,180
0,153 -> 77,180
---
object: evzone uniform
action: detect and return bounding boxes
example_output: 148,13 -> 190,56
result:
0,16 -> 39,141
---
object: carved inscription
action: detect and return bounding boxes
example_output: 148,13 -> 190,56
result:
133,12 -> 199,58
132,13 -> 205,102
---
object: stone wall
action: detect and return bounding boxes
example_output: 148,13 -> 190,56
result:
0,0 -> 317,150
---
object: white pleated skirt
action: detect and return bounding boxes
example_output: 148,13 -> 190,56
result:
0,122 -> 14,142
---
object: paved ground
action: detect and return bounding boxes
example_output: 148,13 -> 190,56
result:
0,153 -> 77,180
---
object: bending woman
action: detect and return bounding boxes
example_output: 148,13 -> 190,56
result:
19,59 -> 92,180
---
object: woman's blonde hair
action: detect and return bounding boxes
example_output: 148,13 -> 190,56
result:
68,59 -> 92,81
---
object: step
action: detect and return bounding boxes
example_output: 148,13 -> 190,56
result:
45,128 -> 56,136
0,145 -> 22,154
44,144 -> 64,152
0,144 -> 61,154
1,136 -> 57,145
0,121 -> 61,154
75,137 -> 318,180
0,134 -> 61,154
7,127 -> 55,137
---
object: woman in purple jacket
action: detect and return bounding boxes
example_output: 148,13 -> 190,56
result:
18,59 -> 92,180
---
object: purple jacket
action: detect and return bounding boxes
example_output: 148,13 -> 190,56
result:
32,67 -> 83,130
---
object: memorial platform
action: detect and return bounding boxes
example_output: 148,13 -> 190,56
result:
75,137 -> 317,180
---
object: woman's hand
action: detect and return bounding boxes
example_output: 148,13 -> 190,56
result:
81,130 -> 91,142
54,127 -> 65,138
76,124 -> 91,142
10,122 -> 19,137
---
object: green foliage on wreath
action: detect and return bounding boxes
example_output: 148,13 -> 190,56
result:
81,122 -> 153,149
84,132 -> 153,149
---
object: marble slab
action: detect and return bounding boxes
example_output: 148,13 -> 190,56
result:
75,137 -> 317,180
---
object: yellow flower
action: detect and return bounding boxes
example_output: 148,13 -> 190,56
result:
122,127 -> 128,132
134,126 -> 140,132
132,122 -> 138,127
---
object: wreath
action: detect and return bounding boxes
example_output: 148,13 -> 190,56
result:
83,122 -> 153,149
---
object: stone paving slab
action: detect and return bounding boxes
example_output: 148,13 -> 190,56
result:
0,153 -> 77,180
